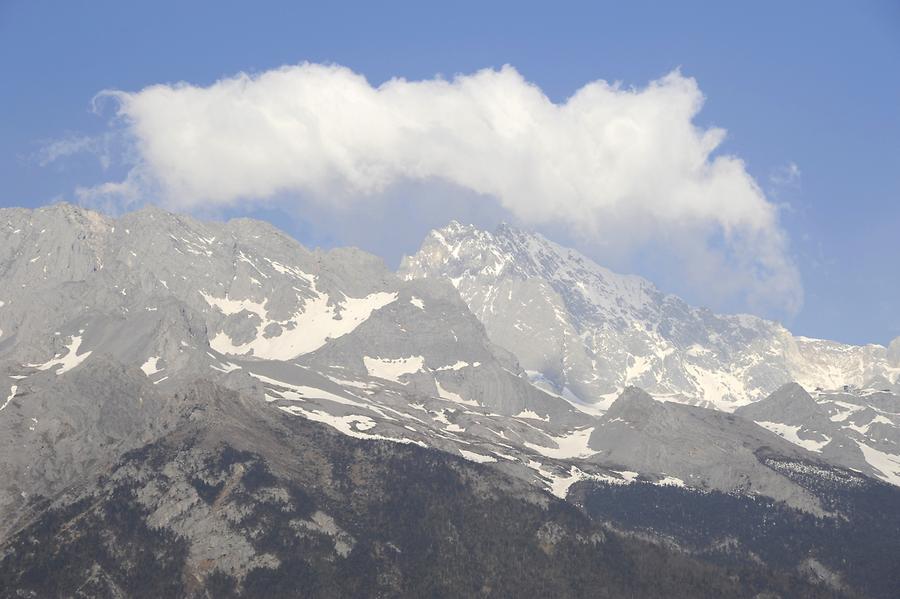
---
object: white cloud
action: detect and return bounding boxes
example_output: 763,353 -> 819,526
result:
37,131 -> 123,170
37,135 -> 96,166
770,161 -> 802,187
85,63 -> 802,315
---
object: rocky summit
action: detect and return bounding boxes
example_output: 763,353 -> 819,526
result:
400,221 -> 900,411
1,204 -> 899,598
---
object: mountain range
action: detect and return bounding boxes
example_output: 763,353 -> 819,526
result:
400,221 -> 900,411
1,203 -> 898,598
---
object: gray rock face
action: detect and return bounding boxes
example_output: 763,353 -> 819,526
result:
0,204 -> 568,416
736,383 -> 900,485
0,356 -> 173,538
0,203 -> 585,533
4,382 -> 835,599
0,202 -> 896,538
587,387 -> 831,513
399,222 -> 900,412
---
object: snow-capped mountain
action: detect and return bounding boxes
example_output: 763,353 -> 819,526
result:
1,202 -> 896,516
736,383 -> 900,485
3,204 -> 900,596
400,221 -> 900,412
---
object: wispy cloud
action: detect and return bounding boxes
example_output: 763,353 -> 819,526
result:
36,132 -> 120,170
76,62 -> 802,315
770,162 -> 802,188
37,135 -> 96,166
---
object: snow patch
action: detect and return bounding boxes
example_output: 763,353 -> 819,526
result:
459,449 -> 497,463
431,409 -> 452,427
526,371 -> 605,415
525,462 -> 625,498
278,405 -> 426,447
327,376 -> 376,390
364,356 -> 424,384
855,441 -> 900,486
249,372 -> 368,408
493,451 -> 518,461
209,361 -> 242,373
434,379 -> 478,406
409,296 -> 425,310
0,385 -> 17,411
27,335 -> 92,375
755,421 -> 830,453
656,475 -> 685,487
684,362 -> 749,411
625,355 -> 653,382
828,400 -> 865,422
514,409 -> 549,422
843,414 -> 893,435
524,427 -> 597,459
435,360 -> 479,371
140,356 -> 162,376
602,470 -> 641,485
202,287 -> 397,360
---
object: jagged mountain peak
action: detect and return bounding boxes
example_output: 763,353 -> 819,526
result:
774,381 -> 815,401
603,386 -> 663,421
402,221 -> 900,415
401,221 -> 669,354
2,206 -> 900,598
2,208 -> 898,496
409,219 -> 653,288
736,382 -> 829,424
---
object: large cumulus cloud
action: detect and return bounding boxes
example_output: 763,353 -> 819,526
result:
83,63 -> 802,314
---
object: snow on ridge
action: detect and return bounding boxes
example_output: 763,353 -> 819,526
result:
827,400 -> 865,422
527,461 -> 582,498
0,385 -> 17,411
363,356 -> 425,384
656,475 -> 685,487
249,372 -> 369,409
435,360 -> 479,371
202,285 -> 398,360
278,405 -> 427,448
524,427 -> 596,459
526,461 -> 641,499
855,441 -> 900,485
755,421 -> 830,453
435,379 -> 478,406
26,334 -> 92,375
514,409 -> 549,422
459,449 -> 497,463
209,361 -> 242,374
405,221 -> 900,414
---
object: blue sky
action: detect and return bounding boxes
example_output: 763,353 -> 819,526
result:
1,0 -> 898,345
